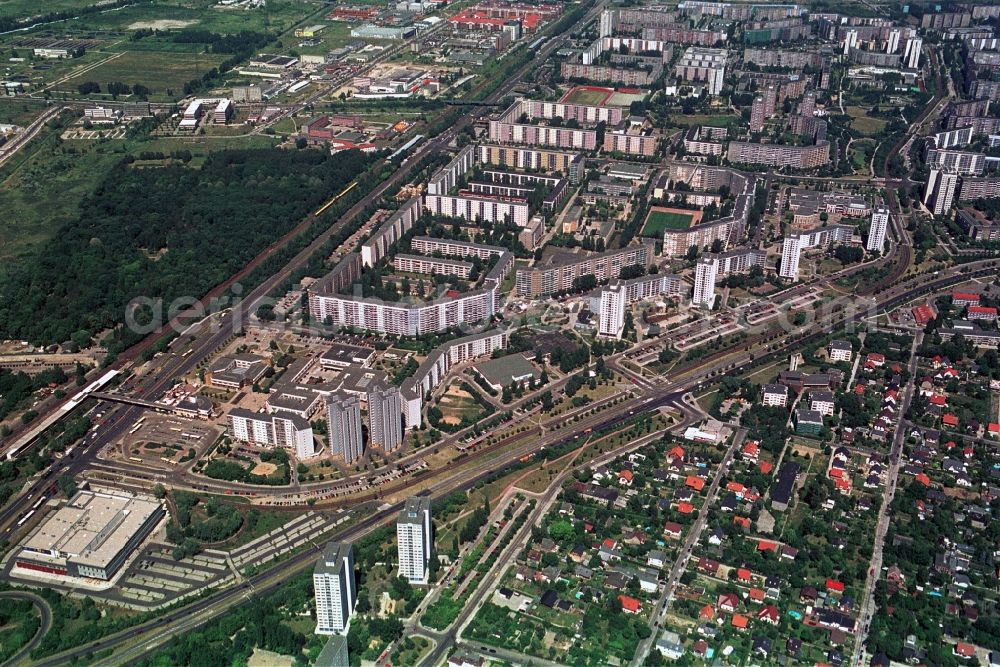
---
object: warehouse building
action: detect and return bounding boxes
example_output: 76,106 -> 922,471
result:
15,490 -> 165,581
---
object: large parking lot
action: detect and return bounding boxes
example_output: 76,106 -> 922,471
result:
121,414 -> 220,467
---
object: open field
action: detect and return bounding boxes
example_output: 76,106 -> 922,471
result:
642,207 -> 697,236
436,382 -> 489,427
0,116 -> 120,274
57,51 -> 227,98
845,106 -> 888,136
47,0 -> 314,35
0,0 -> 91,19
0,100 -> 45,126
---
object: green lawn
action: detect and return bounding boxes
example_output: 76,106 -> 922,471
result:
850,139 -> 876,173
57,50 -> 227,99
642,209 -> 694,236
676,113 -> 740,128
0,0 -> 92,20
845,106 -> 888,137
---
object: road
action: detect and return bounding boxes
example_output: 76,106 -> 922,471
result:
0,590 -> 53,667
630,428 -> 748,667
0,104 -> 61,170
850,331 -> 923,667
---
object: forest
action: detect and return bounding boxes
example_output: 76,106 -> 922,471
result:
0,148 -> 373,349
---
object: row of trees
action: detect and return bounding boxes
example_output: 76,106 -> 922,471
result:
76,81 -> 149,98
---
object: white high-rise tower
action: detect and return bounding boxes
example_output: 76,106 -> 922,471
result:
780,234 -> 803,280
367,384 -> 402,452
693,255 -> 719,307
314,542 -> 356,635
327,394 -> 363,464
397,496 -> 432,585
867,208 -> 889,253
598,283 -> 626,337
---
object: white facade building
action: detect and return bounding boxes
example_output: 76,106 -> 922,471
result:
762,384 -> 789,407
828,340 -> 853,362
424,192 -> 531,226
599,283 -> 627,337
314,542 -> 356,635
887,29 -> 900,54
228,408 -> 316,459
867,207 -> 889,253
780,235 -> 803,280
427,145 -> 476,195
327,394 -> 364,464
693,255 -> 719,307
397,496 -> 432,584
904,37 -> 922,69
925,169 -> 959,216
368,385 -> 403,452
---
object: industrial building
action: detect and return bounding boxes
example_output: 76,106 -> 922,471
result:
15,490 -> 165,581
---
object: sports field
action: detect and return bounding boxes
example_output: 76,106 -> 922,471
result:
607,90 -> 646,107
561,85 -> 613,105
642,208 -> 698,237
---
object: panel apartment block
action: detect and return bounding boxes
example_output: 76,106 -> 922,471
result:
516,243 -> 654,297
361,197 -> 423,267
727,141 -> 830,169
424,192 -> 531,226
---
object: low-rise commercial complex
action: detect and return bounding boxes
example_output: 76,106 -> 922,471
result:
15,490 -> 165,581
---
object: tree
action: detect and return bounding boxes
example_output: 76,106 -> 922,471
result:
57,475 -> 76,498
549,519 -> 575,542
